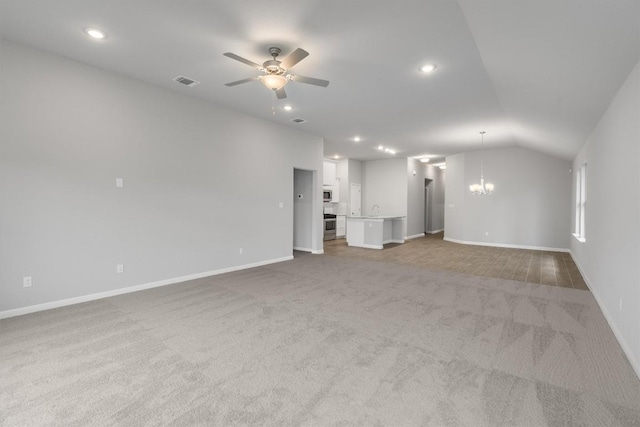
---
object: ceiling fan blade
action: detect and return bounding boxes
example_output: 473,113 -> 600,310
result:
223,52 -> 262,69
280,48 -> 309,69
224,77 -> 259,87
290,74 -> 330,87
275,87 -> 287,99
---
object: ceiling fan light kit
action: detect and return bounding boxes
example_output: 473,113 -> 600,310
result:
261,74 -> 287,90
224,46 -> 329,99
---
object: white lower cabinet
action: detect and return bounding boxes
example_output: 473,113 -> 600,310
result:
336,215 -> 346,237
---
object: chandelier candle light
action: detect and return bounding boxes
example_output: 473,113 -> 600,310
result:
469,131 -> 494,195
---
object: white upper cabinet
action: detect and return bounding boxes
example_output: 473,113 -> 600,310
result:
323,161 -> 336,186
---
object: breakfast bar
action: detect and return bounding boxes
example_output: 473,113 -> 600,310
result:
346,216 -> 406,249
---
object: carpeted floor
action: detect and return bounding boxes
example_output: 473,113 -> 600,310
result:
1,253 -> 639,426
324,233 -> 588,290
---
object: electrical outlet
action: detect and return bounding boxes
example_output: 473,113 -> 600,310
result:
619,298 -> 622,311
485,231 -> 489,236
116,178 -> 124,188
116,264 -> 124,274
23,276 -> 32,288
239,248 -> 243,255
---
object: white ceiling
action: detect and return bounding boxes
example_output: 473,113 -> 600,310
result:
1,0 -> 638,162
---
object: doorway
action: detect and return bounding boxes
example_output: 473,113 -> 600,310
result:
424,179 -> 433,234
293,168 -> 314,253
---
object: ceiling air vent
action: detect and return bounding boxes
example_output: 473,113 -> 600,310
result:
173,76 -> 200,87
291,118 -> 307,124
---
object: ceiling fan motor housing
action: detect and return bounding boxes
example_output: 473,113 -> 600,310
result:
263,59 -> 284,74
264,46 -> 285,74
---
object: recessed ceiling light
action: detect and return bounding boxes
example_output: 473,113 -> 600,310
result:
388,149 -> 396,155
378,145 -> 384,150
420,158 -> 430,163
353,136 -> 361,142
419,64 -> 436,73
283,105 -> 293,111
334,155 -> 340,159
84,27 -> 106,39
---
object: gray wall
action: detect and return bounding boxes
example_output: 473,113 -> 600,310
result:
570,61 -> 640,375
445,146 -> 571,250
336,159 -> 348,203
443,153 -> 466,239
346,159 -> 362,216
0,40 -> 323,313
293,169 -> 314,251
361,158 -> 407,217
347,159 -> 362,186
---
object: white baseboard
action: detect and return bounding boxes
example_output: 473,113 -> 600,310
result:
293,247 -> 324,254
426,228 -> 444,234
349,243 -> 383,250
0,255 -> 294,320
384,239 -> 405,244
405,233 -> 424,240
569,251 -> 640,380
443,237 -> 569,253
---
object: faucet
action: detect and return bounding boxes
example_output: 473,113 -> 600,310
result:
371,204 -> 380,217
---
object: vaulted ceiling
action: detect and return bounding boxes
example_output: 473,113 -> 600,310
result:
1,0 -> 638,162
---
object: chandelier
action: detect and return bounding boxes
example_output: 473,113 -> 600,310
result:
469,131 -> 494,195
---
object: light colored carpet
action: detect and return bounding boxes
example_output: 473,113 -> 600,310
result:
324,234 -> 588,289
1,253 -> 639,426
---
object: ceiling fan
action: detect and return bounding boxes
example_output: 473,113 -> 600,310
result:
223,47 -> 330,99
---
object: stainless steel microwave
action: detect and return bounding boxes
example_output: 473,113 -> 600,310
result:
323,189 -> 332,202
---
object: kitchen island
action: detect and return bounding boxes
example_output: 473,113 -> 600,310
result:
346,216 -> 405,249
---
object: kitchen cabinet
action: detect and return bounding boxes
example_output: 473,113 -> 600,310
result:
331,183 -> 340,202
323,161 -> 336,186
336,215 -> 346,237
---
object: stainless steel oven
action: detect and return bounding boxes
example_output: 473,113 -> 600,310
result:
323,189 -> 332,202
323,214 -> 337,241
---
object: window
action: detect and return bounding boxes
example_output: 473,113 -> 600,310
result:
574,164 -> 586,242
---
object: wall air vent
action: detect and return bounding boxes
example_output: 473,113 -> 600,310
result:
291,118 -> 307,124
173,76 -> 200,87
